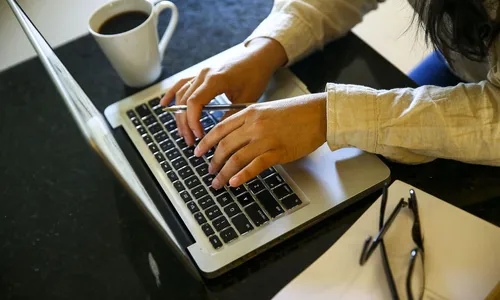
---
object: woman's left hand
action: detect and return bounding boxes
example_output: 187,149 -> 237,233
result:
194,93 -> 328,189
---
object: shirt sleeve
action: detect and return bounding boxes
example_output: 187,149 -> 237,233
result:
244,0 -> 381,66
325,43 -> 500,166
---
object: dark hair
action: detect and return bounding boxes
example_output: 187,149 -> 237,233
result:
415,0 -> 500,61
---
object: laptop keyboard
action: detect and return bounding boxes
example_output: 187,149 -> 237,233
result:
126,97 -> 303,250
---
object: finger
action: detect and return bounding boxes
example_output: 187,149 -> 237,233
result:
160,77 -> 193,106
208,127 -> 249,174
229,151 -> 279,187
211,143 -> 267,189
185,73 -> 229,138
178,78 -> 204,145
181,76 -> 208,140
194,111 -> 246,157
173,83 -> 191,136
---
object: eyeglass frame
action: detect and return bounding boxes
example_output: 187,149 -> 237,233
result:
359,183 -> 425,300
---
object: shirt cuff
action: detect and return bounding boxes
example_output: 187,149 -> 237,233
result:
243,13 -> 315,67
326,83 -> 379,153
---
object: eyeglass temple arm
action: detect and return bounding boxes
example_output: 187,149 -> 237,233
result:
359,198 -> 407,265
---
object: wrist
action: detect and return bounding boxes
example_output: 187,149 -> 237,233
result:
245,37 -> 288,74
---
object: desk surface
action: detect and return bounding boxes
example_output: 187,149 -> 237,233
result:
1,0 -> 499,299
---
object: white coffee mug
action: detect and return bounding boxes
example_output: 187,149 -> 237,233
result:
88,0 -> 178,87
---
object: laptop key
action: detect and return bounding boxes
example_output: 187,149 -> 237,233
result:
148,123 -> 163,135
166,149 -> 181,161
194,212 -> 207,225
205,147 -> 215,158
153,106 -> 165,116
178,166 -> 194,179
260,167 -> 276,179
273,184 -> 293,199
159,139 -> 175,152
220,227 -> 238,243
198,195 -> 215,210
236,192 -> 254,207
248,179 -> 265,195
190,156 -> 205,167
224,203 -> 241,218
186,201 -> 199,214
148,143 -> 159,154
210,187 -> 225,196
183,146 -> 196,158
143,134 -> 153,144
173,181 -> 185,192
159,113 -> 174,125
205,205 -> 222,221
264,174 -> 284,189
160,162 -> 171,173
137,126 -> 147,135
195,164 -> 209,177
216,192 -> 233,207
164,121 -> 177,132
212,216 -> 230,232
143,115 -> 156,126
281,194 -> 302,210
202,224 -> 214,237
131,117 -> 141,127
201,117 -> 215,130
209,235 -> 223,249
176,138 -> 188,149
180,191 -> 192,203
154,131 -> 169,143
256,190 -> 284,218
231,214 -> 254,235
202,174 -> 215,186
154,152 -> 165,163
166,171 -> 178,182
171,157 -> 187,170
135,104 -> 151,118
170,130 -> 181,140
191,185 -> 208,199
230,185 -> 246,197
148,97 -> 160,108
126,110 -> 136,119
245,203 -> 269,227
184,176 -> 200,189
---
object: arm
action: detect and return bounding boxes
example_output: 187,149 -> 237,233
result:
327,76 -> 500,166
245,0 -> 382,65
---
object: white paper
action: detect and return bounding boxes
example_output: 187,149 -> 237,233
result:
274,180 -> 500,300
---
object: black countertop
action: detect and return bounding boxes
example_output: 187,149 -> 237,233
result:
1,0 -> 499,299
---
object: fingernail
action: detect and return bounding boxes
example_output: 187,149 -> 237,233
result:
212,178 -> 221,190
194,146 -> 202,157
229,176 -> 239,187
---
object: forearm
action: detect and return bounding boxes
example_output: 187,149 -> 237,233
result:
245,37 -> 288,74
326,82 -> 500,166
245,0 -> 381,65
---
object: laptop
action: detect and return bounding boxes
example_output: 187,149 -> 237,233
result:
8,0 -> 390,278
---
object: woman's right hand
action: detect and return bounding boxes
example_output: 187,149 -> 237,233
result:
160,37 -> 288,146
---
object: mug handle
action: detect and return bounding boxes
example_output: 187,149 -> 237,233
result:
153,1 -> 178,59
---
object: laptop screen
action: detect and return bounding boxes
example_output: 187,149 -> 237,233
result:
6,0 -> 199,279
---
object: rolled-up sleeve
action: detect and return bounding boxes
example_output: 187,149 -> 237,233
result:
325,76 -> 500,166
244,0 -> 381,65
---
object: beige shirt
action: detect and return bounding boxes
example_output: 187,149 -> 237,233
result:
245,0 -> 500,166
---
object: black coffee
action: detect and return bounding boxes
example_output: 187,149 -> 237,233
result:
98,11 -> 149,35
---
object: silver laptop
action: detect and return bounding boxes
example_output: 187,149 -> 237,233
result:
9,0 -> 390,278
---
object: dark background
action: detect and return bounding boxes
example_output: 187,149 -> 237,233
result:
1,0 -> 499,299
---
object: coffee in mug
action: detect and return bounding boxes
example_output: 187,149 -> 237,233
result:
88,0 -> 178,88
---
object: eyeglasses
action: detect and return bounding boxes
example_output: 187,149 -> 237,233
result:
359,183 -> 425,300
